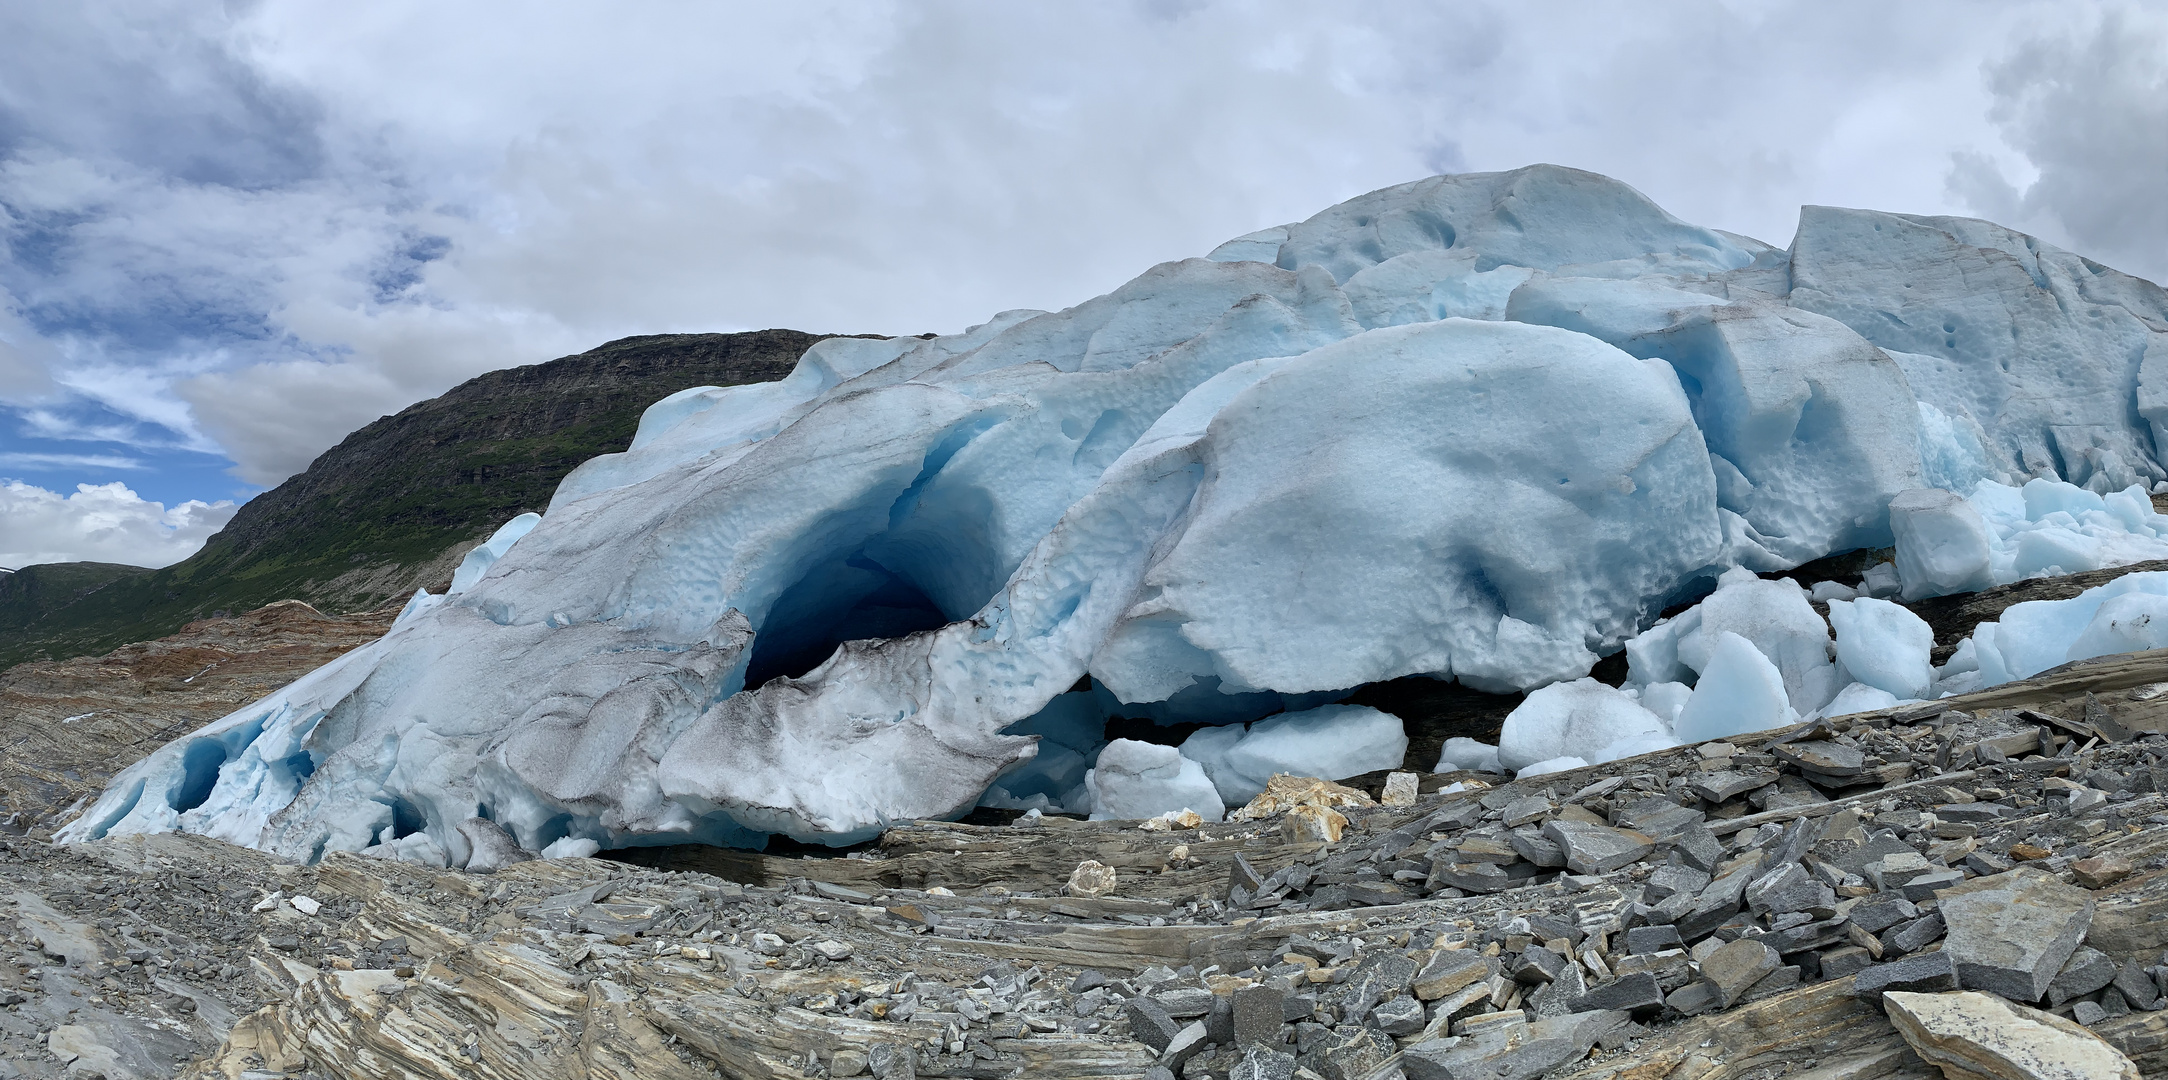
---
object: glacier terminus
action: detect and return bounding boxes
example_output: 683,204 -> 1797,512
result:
59,165 -> 2168,870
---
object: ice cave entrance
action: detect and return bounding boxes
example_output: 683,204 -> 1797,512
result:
742,549 -> 961,687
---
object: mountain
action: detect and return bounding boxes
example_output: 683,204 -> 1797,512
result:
0,329 -> 845,669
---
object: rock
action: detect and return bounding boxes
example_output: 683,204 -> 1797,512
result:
1819,946 -> 1875,982
1126,996 -> 1185,1053
1371,995 -> 1425,1035
1155,987 -> 1216,1018
1281,804 -> 1349,844
1883,989 -> 2139,1080
1511,945 -> 1569,985
1310,1025 -> 1396,1080
1855,951 -> 1961,1002
1067,860 -> 1118,897
1884,913 -> 1946,956
1864,851 -> 1935,893
1744,863 -> 1827,916
1161,1021 -> 1212,1072
1507,828 -> 1567,867
1430,860 -> 1512,894
1232,983 -> 1286,1047
1665,979 -> 1721,1015
1502,795 -> 1553,828
869,1043 -> 918,1080
2049,947 -> 2119,1006
1848,892 -> 1919,934
1626,925 -> 1683,955
1771,739 -> 1865,777
288,894 -> 321,916
829,1048 -> 870,1076
1412,949 -> 1493,1000
1642,864 -> 1711,901
1937,867 -> 2096,1003
1700,938 -> 1780,1008
1231,1045 -> 1298,1080
1673,822 -> 1725,873
1691,770 -> 1778,802
1566,972 -> 1665,1017
810,939 -> 853,961
1380,772 -> 1420,807
1542,819 -> 1656,875
2072,855 -> 2134,889
2074,1000 -> 2111,1026
2114,960 -> 2163,1011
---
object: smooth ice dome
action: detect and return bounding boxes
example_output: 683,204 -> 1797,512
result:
59,163 -> 2168,866
1966,571 -> 2168,686
1181,704 -> 1406,804
1498,679 -> 1668,773
1434,737 -> 1504,775
1821,682 -> 1902,718
1827,597 -> 1934,701
1084,740 -> 1224,822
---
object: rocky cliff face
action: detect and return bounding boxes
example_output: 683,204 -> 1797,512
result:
0,330 -> 842,669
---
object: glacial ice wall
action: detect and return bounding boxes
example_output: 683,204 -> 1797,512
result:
60,165 -> 2168,866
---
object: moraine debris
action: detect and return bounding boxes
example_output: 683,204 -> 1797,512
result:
11,648 -> 2168,1075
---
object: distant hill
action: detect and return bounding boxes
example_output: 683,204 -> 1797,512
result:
0,329 -> 846,668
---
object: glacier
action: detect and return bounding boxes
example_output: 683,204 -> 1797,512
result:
58,164 -> 2168,866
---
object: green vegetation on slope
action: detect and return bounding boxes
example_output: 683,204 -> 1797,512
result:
0,329 -> 844,668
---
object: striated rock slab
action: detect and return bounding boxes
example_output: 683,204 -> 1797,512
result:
1882,990 -> 2139,1080
1936,868 -> 2095,1003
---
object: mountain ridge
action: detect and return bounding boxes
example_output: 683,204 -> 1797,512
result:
0,329 -> 848,668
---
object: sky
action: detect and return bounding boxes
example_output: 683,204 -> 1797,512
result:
0,0 -> 2163,570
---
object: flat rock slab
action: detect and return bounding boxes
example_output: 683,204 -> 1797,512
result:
1883,990 -> 2139,1080
1937,867 -> 2095,1002
1541,819 -> 1655,875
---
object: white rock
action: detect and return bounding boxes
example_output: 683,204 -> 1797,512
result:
288,895 -> 321,916
1882,989 -> 2138,1080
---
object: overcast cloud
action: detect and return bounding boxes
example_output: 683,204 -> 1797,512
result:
0,0 -> 2162,566
0,480 -> 234,569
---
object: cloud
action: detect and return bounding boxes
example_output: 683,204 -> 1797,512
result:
0,0 -> 2158,500
0,480 -> 235,569
1949,5 -> 2168,284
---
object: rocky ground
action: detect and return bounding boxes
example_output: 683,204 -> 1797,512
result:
9,646 -> 2168,1077
0,602 -> 400,840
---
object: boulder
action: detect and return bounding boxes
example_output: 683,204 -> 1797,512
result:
1883,990 -> 2138,1080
